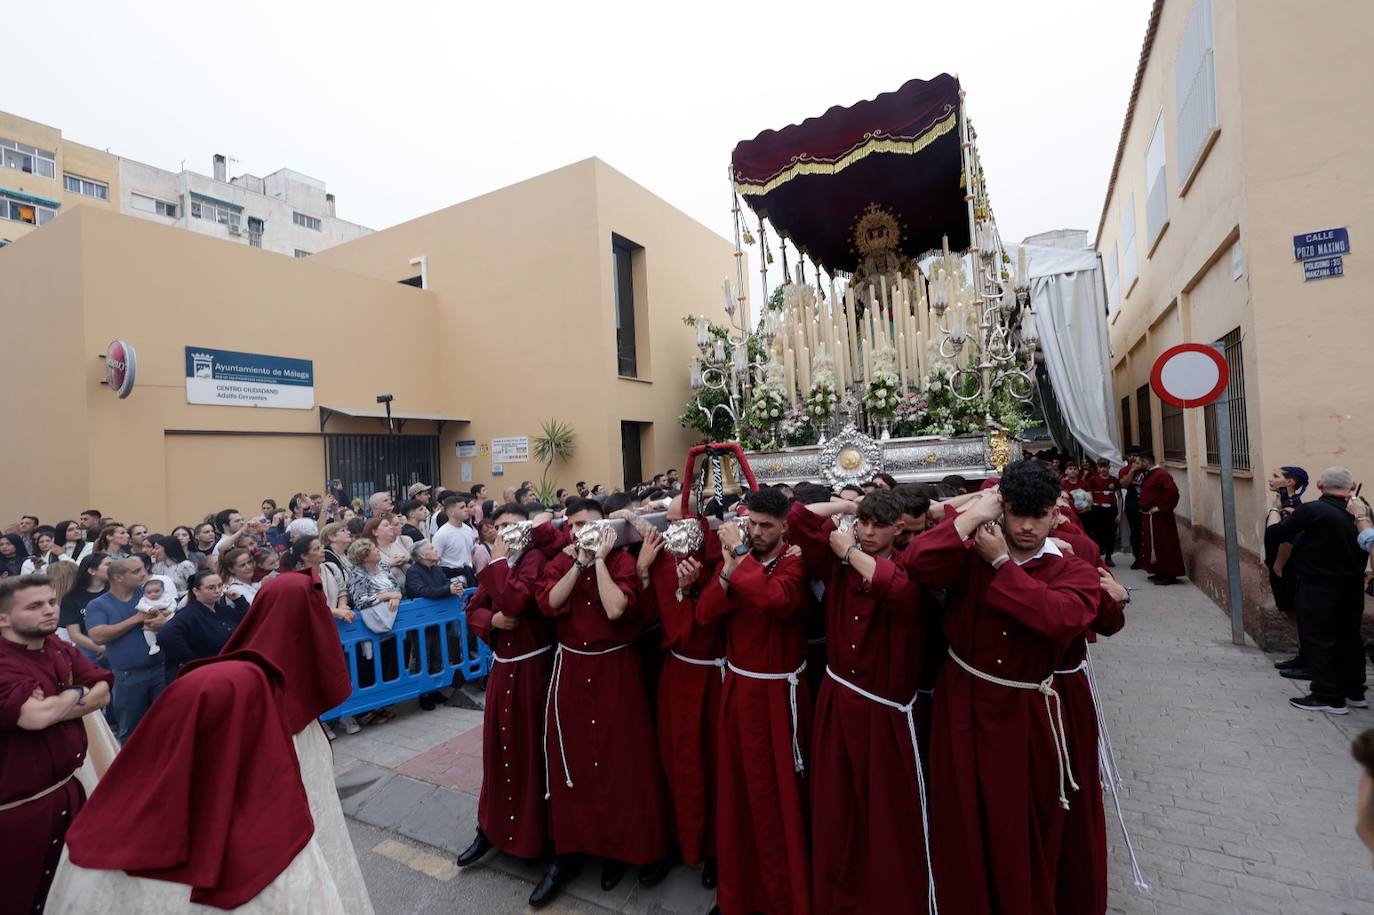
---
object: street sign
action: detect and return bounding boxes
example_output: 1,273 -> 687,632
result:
1293,227 -> 1349,261
1150,343 -> 1230,409
104,339 -> 137,398
1303,256 -> 1344,281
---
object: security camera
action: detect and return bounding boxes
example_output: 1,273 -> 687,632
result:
376,394 -> 394,404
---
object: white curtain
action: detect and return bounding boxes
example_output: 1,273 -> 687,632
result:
1025,244 -> 1123,466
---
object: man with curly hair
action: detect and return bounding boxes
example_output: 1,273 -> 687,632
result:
902,458 -> 1101,914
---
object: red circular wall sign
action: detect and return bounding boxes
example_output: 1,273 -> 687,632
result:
105,339 -> 137,399
1150,343 -> 1229,408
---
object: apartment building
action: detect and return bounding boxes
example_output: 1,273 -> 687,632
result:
1094,0 -> 1374,644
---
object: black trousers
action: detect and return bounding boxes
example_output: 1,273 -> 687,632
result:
1296,577 -> 1366,702
1125,505 -> 1143,562
1087,507 -> 1118,560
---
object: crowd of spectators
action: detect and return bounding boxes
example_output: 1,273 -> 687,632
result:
0,472 -> 679,742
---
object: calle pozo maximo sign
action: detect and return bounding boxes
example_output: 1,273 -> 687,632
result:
104,339 -> 137,399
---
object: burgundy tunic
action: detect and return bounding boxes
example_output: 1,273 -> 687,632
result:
644,538 -> 724,866
1049,530 -> 1127,915
1139,467 -> 1185,577
536,549 -> 668,864
901,518 -> 1100,915
467,549 -> 556,859
788,504 -> 932,915
0,636 -> 113,914
696,551 -> 812,915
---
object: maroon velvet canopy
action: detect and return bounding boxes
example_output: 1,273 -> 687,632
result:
731,74 -> 969,273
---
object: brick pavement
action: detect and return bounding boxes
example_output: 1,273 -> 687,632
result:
333,560 -> 1374,914
1095,563 -> 1374,914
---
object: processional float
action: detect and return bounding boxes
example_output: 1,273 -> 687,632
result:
684,74 -> 1039,491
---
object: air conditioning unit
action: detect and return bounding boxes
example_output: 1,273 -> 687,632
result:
228,225 -> 242,236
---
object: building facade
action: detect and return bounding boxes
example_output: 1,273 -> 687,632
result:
0,158 -> 738,531
0,110 -> 369,256
1094,0 -> 1374,644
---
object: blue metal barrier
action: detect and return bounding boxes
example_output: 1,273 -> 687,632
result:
322,589 -> 491,721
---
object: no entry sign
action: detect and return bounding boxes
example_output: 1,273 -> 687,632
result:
1150,343 -> 1229,409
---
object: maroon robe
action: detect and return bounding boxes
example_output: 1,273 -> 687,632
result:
696,550 -> 812,915
788,504 -> 932,915
0,636 -> 113,914
467,549 -> 556,859
1047,529 -> 1126,915
902,518 -> 1100,915
536,548 -> 668,864
643,537 -> 724,867
1138,466 -> 1185,577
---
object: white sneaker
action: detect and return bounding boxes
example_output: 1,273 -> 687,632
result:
343,716 -> 361,735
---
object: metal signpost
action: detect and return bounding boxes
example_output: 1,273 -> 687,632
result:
1150,343 -> 1244,645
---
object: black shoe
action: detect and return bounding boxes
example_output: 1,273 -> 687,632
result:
1149,575 -> 1179,585
1279,668 -> 1313,680
1290,694 -> 1348,715
638,857 -> 674,888
455,830 -> 492,867
419,695 -> 436,711
1130,561 -> 1144,570
600,859 -> 628,891
1104,556 -> 1115,568
707,907 -> 721,915
529,856 -> 579,908
1274,656 -> 1304,670
701,857 -> 718,889
1349,695 -> 1369,709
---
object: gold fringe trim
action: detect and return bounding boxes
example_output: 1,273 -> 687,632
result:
736,109 -> 958,197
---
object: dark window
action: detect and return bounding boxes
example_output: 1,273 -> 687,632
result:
1204,328 -> 1250,470
1161,399 -> 1185,462
1121,395 -> 1132,448
620,421 -> 645,490
612,234 -> 640,377
325,434 -> 440,505
1136,385 -> 1152,456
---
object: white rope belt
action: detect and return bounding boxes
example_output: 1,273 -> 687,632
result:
948,648 -> 1079,810
1059,648 -> 1150,892
670,650 -> 727,682
825,667 -> 939,915
492,644 -> 554,664
0,771 -> 75,812
543,641 -> 631,799
727,660 -> 807,773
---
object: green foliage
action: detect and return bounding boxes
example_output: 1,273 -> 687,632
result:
532,418 -> 575,490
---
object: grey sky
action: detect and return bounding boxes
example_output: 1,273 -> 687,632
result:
16,0 -> 1150,307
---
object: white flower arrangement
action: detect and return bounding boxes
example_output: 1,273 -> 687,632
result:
806,353 -> 838,421
864,342 -> 902,418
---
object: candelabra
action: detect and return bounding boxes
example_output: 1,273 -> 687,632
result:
688,280 -> 774,439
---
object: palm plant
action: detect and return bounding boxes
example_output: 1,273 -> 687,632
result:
532,418 -> 576,505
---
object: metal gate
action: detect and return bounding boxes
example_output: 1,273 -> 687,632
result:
325,434 -> 440,504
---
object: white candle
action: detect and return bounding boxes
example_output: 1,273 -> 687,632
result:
915,330 -> 926,381
1017,245 -> 1027,286
896,331 -> 908,387
800,345 -> 811,395
784,348 -> 797,408
697,316 -> 708,348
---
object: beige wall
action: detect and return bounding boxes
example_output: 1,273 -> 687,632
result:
313,158 -> 738,495
0,206 -> 444,530
1094,0 -> 1374,556
0,113 -> 119,245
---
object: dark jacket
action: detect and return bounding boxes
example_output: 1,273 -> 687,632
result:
1271,493 -> 1366,583
405,562 -> 454,601
157,596 -> 251,673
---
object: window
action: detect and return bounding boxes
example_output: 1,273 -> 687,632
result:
190,197 -> 240,228
1144,113 -> 1168,249
1204,328 -> 1250,470
247,216 -> 264,248
1161,399 -> 1185,462
1175,0 -> 1218,190
294,249 -> 311,258
63,174 -> 108,200
1121,395 -> 1132,448
1120,195 -> 1138,294
0,139 -> 57,179
612,234 -> 642,377
293,211 -> 321,231
1105,244 -> 1120,315
0,191 -> 58,225
1136,384 -> 1152,455
131,193 -> 177,218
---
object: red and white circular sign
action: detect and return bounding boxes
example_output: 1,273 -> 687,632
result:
105,339 -> 137,399
1150,343 -> 1228,408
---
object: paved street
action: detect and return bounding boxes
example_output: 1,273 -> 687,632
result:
333,560 -> 1374,914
